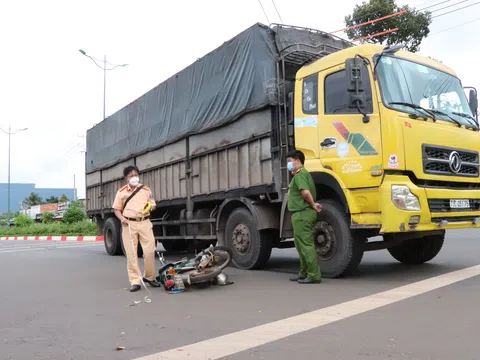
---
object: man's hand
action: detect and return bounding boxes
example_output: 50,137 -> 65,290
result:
314,202 -> 322,213
114,209 -> 129,225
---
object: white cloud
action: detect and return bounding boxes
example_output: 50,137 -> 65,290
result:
0,0 -> 478,199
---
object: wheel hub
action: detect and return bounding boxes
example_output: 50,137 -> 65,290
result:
313,220 -> 337,260
232,223 -> 251,254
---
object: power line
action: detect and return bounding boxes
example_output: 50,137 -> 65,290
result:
433,1 -> 480,17
431,0 -> 469,12
257,0 -> 270,24
418,0 -> 453,11
429,17 -> 480,35
271,0 -> 283,24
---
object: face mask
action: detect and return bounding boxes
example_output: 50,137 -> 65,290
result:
287,161 -> 295,172
129,176 -> 139,186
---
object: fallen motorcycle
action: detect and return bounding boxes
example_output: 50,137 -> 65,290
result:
155,244 -> 233,292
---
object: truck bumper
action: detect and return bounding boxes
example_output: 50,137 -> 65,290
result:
379,175 -> 480,233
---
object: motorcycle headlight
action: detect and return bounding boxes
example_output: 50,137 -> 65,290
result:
391,185 -> 421,211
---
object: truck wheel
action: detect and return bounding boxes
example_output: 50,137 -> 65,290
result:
387,232 -> 445,264
225,207 -> 272,270
312,199 -> 364,278
104,217 -> 123,256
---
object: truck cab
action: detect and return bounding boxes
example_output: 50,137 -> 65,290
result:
292,43 -> 480,277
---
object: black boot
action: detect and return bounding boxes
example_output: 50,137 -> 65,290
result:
129,284 -> 141,292
143,278 -> 161,287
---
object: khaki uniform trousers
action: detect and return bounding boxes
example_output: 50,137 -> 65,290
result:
122,219 -> 156,285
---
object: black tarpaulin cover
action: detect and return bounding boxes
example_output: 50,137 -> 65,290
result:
86,23 -> 352,173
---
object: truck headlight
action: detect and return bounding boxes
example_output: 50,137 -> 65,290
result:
391,185 -> 421,211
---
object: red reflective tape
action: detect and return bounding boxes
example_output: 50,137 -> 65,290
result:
47,236 -> 52,241
96,236 -> 104,241
24,236 -> 28,240
14,237 -> 18,240
35,236 -> 39,240
77,236 -> 83,241
61,236 -> 67,241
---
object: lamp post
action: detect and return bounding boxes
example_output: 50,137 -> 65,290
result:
79,49 -> 128,120
0,126 -> 28,218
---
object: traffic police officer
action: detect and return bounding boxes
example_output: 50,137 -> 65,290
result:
286,150 -> 322,284
112,165 -> 161,292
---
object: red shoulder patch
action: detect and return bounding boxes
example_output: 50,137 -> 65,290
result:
142,185 -> 151,191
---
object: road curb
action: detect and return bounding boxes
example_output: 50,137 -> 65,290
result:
0,236 -> 105,241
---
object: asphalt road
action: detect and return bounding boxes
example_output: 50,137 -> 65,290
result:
1,229 -> 480,360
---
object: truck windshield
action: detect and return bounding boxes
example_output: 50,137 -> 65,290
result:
376,55 -> 477,130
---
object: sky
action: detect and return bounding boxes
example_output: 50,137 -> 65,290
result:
0,0 -> 478,199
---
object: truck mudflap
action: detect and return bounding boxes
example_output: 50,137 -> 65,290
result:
379,175 -> 480,233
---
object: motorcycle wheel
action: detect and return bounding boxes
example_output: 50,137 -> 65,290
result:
189,266 -> 223,284
212,246 -> 233,271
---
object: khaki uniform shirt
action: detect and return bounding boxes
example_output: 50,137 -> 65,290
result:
112,183 -> 156,218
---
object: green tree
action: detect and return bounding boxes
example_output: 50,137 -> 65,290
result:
0,211 -> 19,226
69,200 -> 84,209
45,196 -> 59,204
41,212 -> 56,224
23,192 -> 42,207
14,214 -> 34,227
59,194 -> 69,203
63,207 -> 87,224
344,0 -> 432,52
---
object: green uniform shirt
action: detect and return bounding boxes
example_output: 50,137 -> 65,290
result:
287,166 -> 316,212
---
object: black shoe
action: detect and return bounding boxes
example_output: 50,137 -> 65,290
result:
143,278 -> 161,287
289,275 -> 306,282
129,284 -> 141,292
298,278 -> 321,284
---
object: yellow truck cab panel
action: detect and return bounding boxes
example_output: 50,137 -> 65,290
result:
294,43 -> 480,233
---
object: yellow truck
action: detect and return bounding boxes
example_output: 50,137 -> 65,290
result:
85,23 -> 479,278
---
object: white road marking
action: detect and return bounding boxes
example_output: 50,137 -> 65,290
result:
0,248 -> 42,254
0,242 -> 103,253
134,264 -> 480,360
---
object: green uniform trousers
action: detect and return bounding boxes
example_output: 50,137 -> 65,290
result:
292,208 -> 321,280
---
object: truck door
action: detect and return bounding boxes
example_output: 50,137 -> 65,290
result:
316,63 -> 383,189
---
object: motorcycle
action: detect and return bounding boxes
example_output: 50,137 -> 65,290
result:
155,244 -> 232,291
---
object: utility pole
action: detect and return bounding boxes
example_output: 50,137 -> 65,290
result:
73,174 -> 77,201
79,49 -> 128,120
103,55 -> 107,120
1,126 -> 28,217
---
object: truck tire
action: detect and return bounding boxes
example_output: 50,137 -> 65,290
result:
225,207 -> 272,270
387,232 -> 445,264
313,199 -> 364,278
104,217 -> 123,256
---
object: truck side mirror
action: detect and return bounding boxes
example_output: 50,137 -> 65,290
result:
345,57 -> 366,109
468,89 -> 478,116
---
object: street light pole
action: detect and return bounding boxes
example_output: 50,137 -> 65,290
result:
7,126 -> 10,217
103,55 -> 107,120
79,49 -> 128,120
1,126 -> 28,217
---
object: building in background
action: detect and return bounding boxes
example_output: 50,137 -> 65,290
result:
0,183 -> 76,213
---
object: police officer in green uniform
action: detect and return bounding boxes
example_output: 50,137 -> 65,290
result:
286,150 -> 322,284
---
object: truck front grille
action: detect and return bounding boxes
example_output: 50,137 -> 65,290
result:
422,145 -> 479,178
428,198 -> 480,212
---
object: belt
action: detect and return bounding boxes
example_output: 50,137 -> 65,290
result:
125,215 -> 150,222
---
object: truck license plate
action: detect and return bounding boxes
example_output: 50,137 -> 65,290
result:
450,199 -> 470,209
